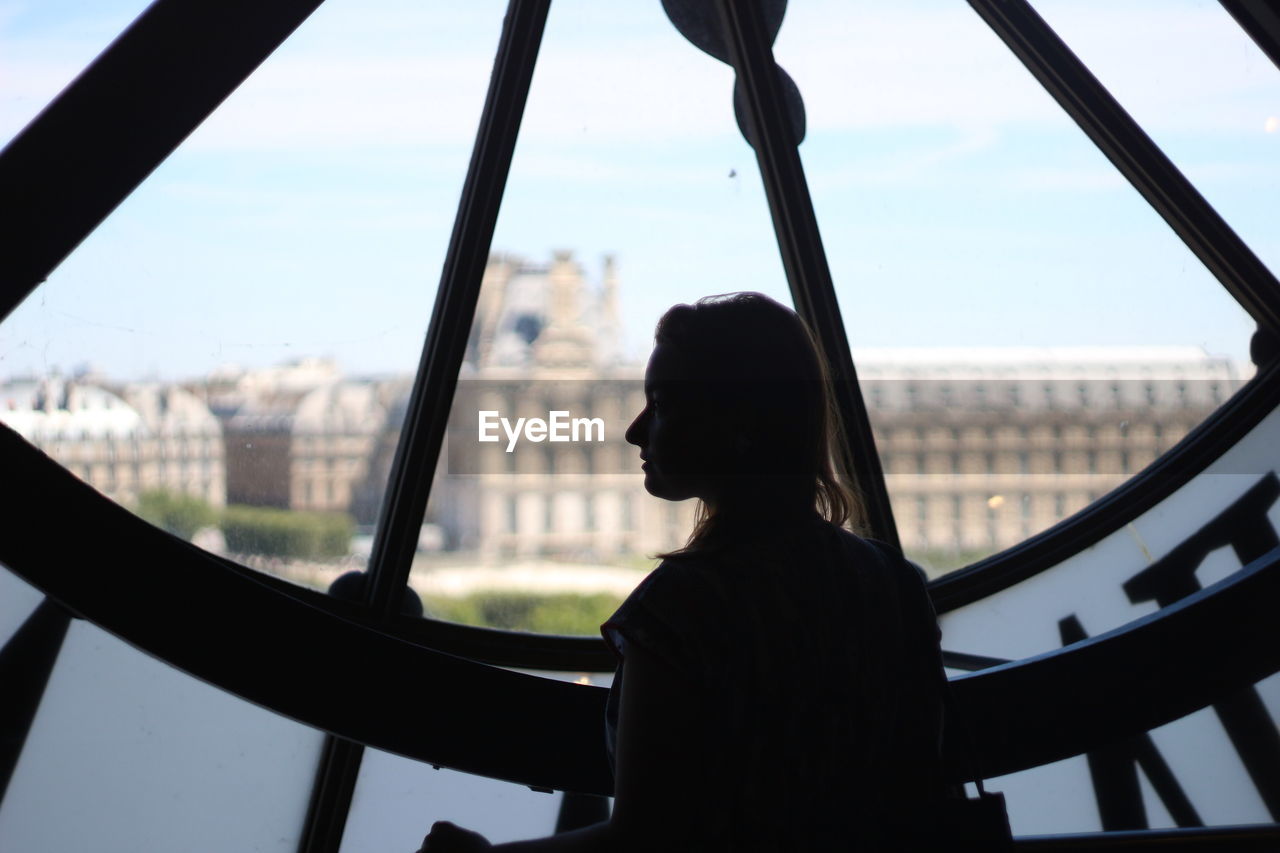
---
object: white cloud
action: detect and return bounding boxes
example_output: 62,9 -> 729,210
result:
776,3 -> 1061,132
778,0 -> 1279,137
182,54 -> 496,151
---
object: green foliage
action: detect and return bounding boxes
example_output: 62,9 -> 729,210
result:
423,591 -> 624,636
222,504 -> 354,560
135,489 -> 218,540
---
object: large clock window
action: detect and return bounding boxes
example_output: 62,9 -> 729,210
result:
2,0 -> 1278,847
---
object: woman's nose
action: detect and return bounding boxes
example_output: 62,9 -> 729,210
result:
624,407 -> 648,447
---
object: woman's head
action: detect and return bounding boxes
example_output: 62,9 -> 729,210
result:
624,292 -> 862,548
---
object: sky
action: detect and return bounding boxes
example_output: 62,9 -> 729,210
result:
0,0 -> 1276,381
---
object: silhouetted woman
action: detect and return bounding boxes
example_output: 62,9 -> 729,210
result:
419,293 -> 948,852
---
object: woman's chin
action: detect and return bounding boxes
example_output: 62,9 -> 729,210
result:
643,472 -> 698,502
641,473 -> 668,499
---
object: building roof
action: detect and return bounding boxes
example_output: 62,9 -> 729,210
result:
850,345 -> 1242,380
0,378 -> 143,441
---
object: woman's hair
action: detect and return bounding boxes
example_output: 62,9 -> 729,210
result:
653,292 -> 865,555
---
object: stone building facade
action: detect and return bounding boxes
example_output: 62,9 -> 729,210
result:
207,358 -> 404,526
292,378 -> 407,522
857,347 -> 1243,569
0,375 -> 225,508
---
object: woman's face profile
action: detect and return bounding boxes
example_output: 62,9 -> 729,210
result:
625,343 -> 725,503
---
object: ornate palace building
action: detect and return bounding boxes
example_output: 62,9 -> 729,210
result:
855,347 -> 1244,571
204,358 -> 407,526
0,374 -> 225,508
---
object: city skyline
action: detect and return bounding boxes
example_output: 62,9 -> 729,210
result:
1,331 -> 1243,576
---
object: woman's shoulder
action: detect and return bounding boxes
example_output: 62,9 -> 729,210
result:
602,555 -> 729,675
636,522 -> 924,606
822,526 -> 928,580
630,553 -> 728,606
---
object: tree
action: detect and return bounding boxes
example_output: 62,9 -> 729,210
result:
221,505 -> 354,560
423,591 -> 623,636
136,489 -> 218,540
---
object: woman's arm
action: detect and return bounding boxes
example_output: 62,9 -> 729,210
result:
417,641 -> 700,853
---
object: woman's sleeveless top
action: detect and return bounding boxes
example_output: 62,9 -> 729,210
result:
602,516 -> 947,851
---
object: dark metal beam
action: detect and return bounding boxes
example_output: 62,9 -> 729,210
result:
1221,0 -> 1280,74
364,0 -> 551,622
946,545 -> 1280,781
0,419 -> 615,794
713,0 -> 900,548
2,422 -> 1280,788
4,420 -> 1279,790
306,2 -> 550,846
297,737 -> 364,853
0,0 -> 327,323
969,0 -> 1280,335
